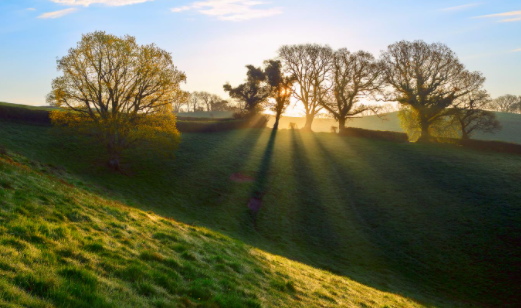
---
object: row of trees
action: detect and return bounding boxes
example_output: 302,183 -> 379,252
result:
225,41 -> 505,142
488,94 -> 521,114
173,91 -> 237,113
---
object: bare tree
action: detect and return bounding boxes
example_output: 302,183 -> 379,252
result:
279,44 -> 333,131
489,95 -> 521,113
187,92 -> 200,112
173,91 -> 190,113
264,60 -> 295,130
453,90 -> 501,140
321,49 -> 383,133
380,40 -> 485,142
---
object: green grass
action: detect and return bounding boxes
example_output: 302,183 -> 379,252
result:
0,136 -> 421,307
1,120 -> 521,307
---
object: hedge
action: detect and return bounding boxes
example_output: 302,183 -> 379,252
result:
339,127 -> 409,142
0,104 -> 51,125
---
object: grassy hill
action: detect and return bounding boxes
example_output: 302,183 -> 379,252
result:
268,112 -> 521,144
1,119 -> 521,307
0,150 -> 422,308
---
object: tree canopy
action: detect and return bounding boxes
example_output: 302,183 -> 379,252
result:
279,44 -> 334,131
47,31 -> 185,170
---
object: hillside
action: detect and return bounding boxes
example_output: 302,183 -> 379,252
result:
1,120 -> 521,307
0,149 -> 426,308
268,112 -> 521,144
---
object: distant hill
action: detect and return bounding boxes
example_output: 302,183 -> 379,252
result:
268,111 -> 521,144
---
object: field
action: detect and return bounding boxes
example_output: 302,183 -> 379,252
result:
1,119 -> 521,307
267,112 -> 521,144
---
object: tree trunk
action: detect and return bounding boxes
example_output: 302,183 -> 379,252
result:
417,117 -> 431,143
338,117 -> 347,134
461,130 -> 470,141
303,113 -> 314,131
273,113 -> 282,130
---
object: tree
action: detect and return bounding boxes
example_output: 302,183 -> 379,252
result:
380,40 -> 485,142
187,92 -> 200,112
321,49 -> 383,133
194,91 -> 213,112
490,95 -> 521,113
264,60 -> 295,130
453,91 -> 501,140
279,44 -> 334,131
47,31 -> 185,171
223,65 -> 270,115
210,98 -> 230,111
173,91 -> 190,113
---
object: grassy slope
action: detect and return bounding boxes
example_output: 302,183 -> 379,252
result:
0,150 -> 420,308
268,112 -> 521,144
1,121 -> 521,307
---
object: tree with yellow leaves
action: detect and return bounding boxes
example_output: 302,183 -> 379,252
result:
47,31 -> 186,170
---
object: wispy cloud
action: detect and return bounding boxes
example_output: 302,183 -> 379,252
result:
171,0 -> 282,21
513,48 -> 521,53
27,8 -> 37,11
171,6 -> 191,13
477,10 -> 521,22
441,3 -> 480,12
38,8 -> 77,19
49,0 -> 154,7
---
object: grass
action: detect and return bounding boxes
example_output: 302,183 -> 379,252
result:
1,120 -> 521,307
0,138 -> 421,307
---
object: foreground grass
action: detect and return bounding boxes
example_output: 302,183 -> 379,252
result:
1,121 -> 521,307
0,150 -> 422,307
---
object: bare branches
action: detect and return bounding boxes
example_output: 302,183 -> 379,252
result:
320,49 -> 384,132
279,44 -> 333,130
380,40 -> 485,142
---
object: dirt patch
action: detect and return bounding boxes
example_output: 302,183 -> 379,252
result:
230,173 -> 255,183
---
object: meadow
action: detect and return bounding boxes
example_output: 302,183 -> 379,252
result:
1,119 -> 521,307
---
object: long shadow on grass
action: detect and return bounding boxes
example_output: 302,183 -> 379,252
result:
335,135 -> 521,307
287,130 -> 343,264
356,139 -> 521,307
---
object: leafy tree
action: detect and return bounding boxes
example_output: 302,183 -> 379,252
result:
48,31 -> 185,170
264,60 -> 295,130
398,107 -> 459,142
279,44 -> 334,131
489,94 -> 521,113
453,91 -> 501,140
223,65 -> 270,115
381,40 -> 485,142
210,98 -> 230,111
321,49 -> 383,133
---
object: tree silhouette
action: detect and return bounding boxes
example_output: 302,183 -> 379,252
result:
264,60 -> 295,130
453,90 -> 501,140
224,65 -> 270,115
321,49 -> 383,133
279,44 -> 333,131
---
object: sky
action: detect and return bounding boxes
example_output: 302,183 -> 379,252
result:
0,0 -> 520,108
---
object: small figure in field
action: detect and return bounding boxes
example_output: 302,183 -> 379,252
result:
331,126 -> 338,134
289,122 -> 298,130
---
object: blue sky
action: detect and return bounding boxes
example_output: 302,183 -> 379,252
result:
0,0 -> 520,106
